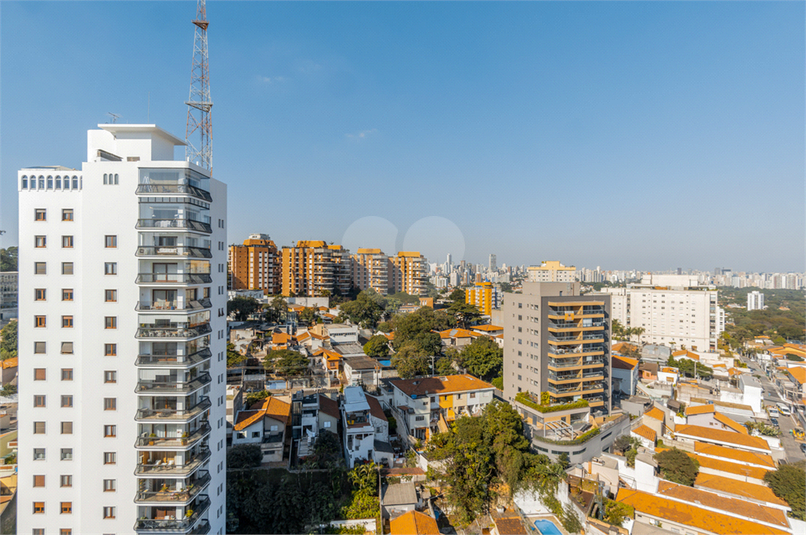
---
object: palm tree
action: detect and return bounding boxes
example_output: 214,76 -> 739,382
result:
632,327 -> 645,346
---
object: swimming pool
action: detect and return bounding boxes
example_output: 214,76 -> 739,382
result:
534,519 -> 563,535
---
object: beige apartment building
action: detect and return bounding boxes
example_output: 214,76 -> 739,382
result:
389,252 -> 427,295
228,233 -> 281,293
281,241 -> 352,297
351,250 -> 428,296
352,248 -> 390,295
527,260 -> 576,282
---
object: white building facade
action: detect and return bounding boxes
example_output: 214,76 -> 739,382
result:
747,291 -> 765,311
18,125 -> 227,535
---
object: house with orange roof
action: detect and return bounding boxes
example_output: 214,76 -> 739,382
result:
672,349 -> 700,362
435,328 -> 474,349
694,473 -> 790,511
471,324 -> 504,336
686,408 -> 748,435
0,357 -> 17,385
390,510 -> 439,535
686,451 -> 771,485
674,424 -> 770,453
611,342 -> 638,355
693,442 -> 776,470
631,424 -> 657,448
784,366 -> 806,401
657,366 -> 679,386
611,354 -> 639,395
642,406 -> 667,437
317,394 -> 340,434
232,396 -> 291,462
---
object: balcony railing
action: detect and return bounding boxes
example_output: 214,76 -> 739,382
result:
549,333 -> 605,342
135,422 -> 211,449
189,520 -> 211,535
548,382 -> 604,394
135,448 -> 211,476
137,246 -> 212,259
136,348 -> 211,367
136,183 -> 213,202
136,299 -> 212,312
136,273 -> 212,284
136,397 -> 212,422
135,473 -> 211,503
134,495 -> 211,532
136,219 -> 213,233
136,323 -> 211,339
135,373 -> 211,394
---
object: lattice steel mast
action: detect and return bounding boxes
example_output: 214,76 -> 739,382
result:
185,0 -> 213,173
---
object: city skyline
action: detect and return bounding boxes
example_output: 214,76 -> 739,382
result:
1,1 -> 803,272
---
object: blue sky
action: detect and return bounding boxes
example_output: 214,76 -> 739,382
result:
1,1 -> 803,272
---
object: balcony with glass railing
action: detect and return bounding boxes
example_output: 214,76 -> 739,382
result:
548,382 -> 604,395
136,245 -> 212,259
136,322 -> 211,340
137,219 -> 213,234
136,397 -> 211,422
136,272 -> 212,285
135,421 -> 211,449
135,372 -> 211,395
135,447 -> 211,477
136,346 -> 211,367
134,495 -> 211,533
135,471 -> 211,503
136,298 -> 212,312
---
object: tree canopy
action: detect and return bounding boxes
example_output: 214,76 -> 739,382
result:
764,461 -> 806,520
0,321 -> 17,361
458,336 -> 503,381
654,448 -> 699,486
227,444 -> 262,469
0,247 -> 17,272
338,290 -> 387,329
363,335 -> 390,359
227,342 -> 247,368
667,356 -> 713,380
447,301 -> 482,328
265,349 -> 309,376
264,295 -> 287,323
228,296 -> 261,321
391,344 -> 431,379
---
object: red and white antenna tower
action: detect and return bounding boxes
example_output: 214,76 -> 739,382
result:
185,0 -> 213,174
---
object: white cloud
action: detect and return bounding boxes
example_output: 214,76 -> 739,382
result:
258,75 -> 286,84
346,129 -> 378,140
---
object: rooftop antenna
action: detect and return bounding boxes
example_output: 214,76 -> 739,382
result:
107,112 -> 121,124
185,0 -> 213,174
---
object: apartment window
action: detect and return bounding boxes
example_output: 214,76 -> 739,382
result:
61,422 -> 73,435
104,371 -> 117,383
105,235 -> 117,248
104,398 -> 116,411
33,475 -> 45,487
103,506 -> 116,519
61,449 -> 72,461
35,288 -> 46,301
61,502 -> 72,514
62,209 -> 73,221
34,262 -> 47,275
34,449 -> 46,460
104,344 -> 117,356
34,422 -> 46,434
35,316 -> 46,328
105,289 -> 117,302
103,479 -> 116,492
33,530 -> 44,535
62,262 -> 73,275
61,369 -> 73,381
62,289 -> 73,301
103,452 -> 116,464
104,262 -> 117,275
103,425 -> 116,437
60,475 -> 72,488
62,316 -> 73,328
104,317 -> 116,329
35,209 -> 46,221
61,395 -> 73,408
60,530 -> 71,535
34,395 -> 46,408
34,368 -> 46,381
35,236 -> 46,248
61,342 -> 73,354
34,341 -> 47,355
62,236 -> 74,248
33,502 -> 45,514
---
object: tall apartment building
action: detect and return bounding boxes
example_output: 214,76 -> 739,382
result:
527,261 -> 576,282
228,233 -> 280,294
351,249 -> 390,295
488,254 -> 497,272
0,272 -> 18,308
18,125 -> 227,535
503,282 -> 611,414
465,282 -> 500,316
602,274 -> 722,351
389,252 -> 427,296
281,241 -> 352,297
747,291 -> 765,311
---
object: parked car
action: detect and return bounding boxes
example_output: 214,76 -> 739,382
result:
800,443 -> 806,455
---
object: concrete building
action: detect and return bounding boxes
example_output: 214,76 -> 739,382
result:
526,261 -> 576,283
747,291 -> 765,311
503,282 -> 612,414
281,241 -> 351,297
602,274 -> 723,352
465,282 -> 500,316
389,252 -> 428,296
0,272 -> 18,309
18,124 -> 227,535
228,234 -> 280,294
342,386 -> 375,468
351,248 -> 390,295
488,254 -> 497,273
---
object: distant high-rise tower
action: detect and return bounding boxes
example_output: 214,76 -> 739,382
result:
185,0 -> 213,172
489,254 -> 497,272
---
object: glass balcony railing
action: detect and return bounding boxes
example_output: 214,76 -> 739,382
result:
136,246 -> 212,259
136,323 -> 211,339
136,219 -> 213,233
135,421 -> 211,449
136,273 -> 212,284
189,520 -> 211,535
136,183 -> 212,202
136,397 -> 211,422
135,373 -> 211,394
136,299 -> 212,311
136,348 -> 211,367
134,495 -> 211,532
135,473 -> 211,503
134,448 -> 211,476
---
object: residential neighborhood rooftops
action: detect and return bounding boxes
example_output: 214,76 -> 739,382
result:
390,511 -> 440,535
436,328 -> 474,339
632,425 -> 657,442
612,355 -> 639,370
343,355 -> 379,370
390,374 -> 494,398
471,324 -> 503,332
233,409 -> 264,431
248,396 -> 292,425
382,481 -> 417,506
713,413 -> 748,434
493,517 -> 528,535
366,395 -> 387,422
318,395 -> 340,420
787,366 -> 806,385
674,424 -> 770,451
694,473 -> 787,507
686,452 -> 771,481
343,385 -> 371,413
644,406 -> 665,421
693,442 -> 776,469
686,404 -> 715,416
672,350 -> 700,361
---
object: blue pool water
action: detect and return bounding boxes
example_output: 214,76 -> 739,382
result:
379,359 -> 391,366
534,519 -> 562,535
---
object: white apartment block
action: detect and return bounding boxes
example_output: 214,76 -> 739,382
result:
747,291 -> 765,311
18,124 -> 227,535
603,274 -> 722,352
527,261 -> 576,283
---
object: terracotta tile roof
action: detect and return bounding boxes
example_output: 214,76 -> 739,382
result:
1,358 -> 17,369
694,473 -> 788,507
787,366 -> 806,385
674,425 -> 770,451
672,350 -> 700,361
644,407 -> 665,421
233,409 -> 264,431
687,452 -> 771,481
272,332 -> 292,344
632,424 -> 657,442
248,397 -> 291,425
383,332 -> 395,340
322,349 -> 343,361
295,331 -> 311,342
661,367 -> 677,373
318,395 -> 340,420
436,328 -> 474,339
655,481 -> 789,527
390,511 -> 440,535
366,395 -> 388,422
616,488 -> 788,535
612,355 -> 639,370
693,442 -> 775,469
472,324 -> 503,332
390,374 -> 494,398
493,517 -> 527,535
611,342 -> 638,354
713,412 -> 748,434
686,404 -> 716,416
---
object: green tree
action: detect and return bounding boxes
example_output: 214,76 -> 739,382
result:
245,390 -> 271,407
561,502 -> 583,533
459,336 -> 503,381
227,342 -> 247,368
491,376 -> 504,390
654,448 -> 699,486
557,452 -> 570,470
391,343 -> 430,379
448,288 -> 466,303
668,356 -> 713,380
228,296 -> 261,321
376,321 -> 392,333
264,295 -> 287,323
0,247 -> 18,272
764,461 -> 806,520
306,430 -> 342,468
363,335 -> 391,359
447,301 -> 482,328
604,500 -> 633,527
0,321 -> 18,361
265,349 -> 309,376
614,435 -> 632,453
298,307 -> 318,326
339,290 -> 387,329
227,444 -> 262,469
435,356 -> 456,376
612,319 -> 626,340
0,384 -> 16,397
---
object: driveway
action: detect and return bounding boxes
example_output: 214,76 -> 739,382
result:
777,414 -> 806,463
